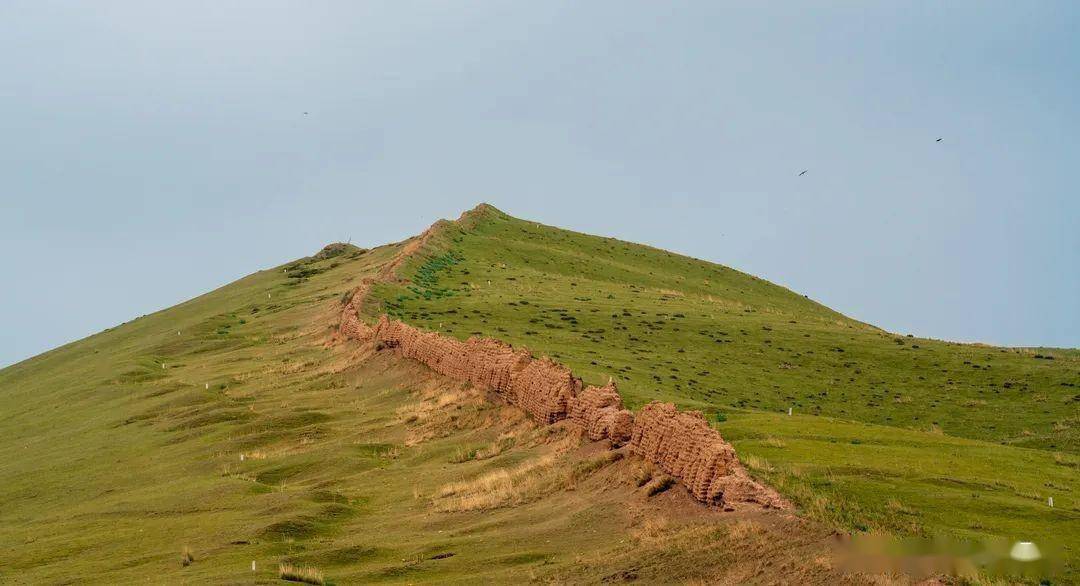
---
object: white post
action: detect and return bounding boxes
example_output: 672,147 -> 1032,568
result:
240,454 -> 245,462
251,560 -> 256,572
205,383 -> 209,389
1049,496 -> 1054,507
788,407 -> 792,416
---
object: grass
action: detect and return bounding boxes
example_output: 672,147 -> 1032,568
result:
724,413 -> 1078,547
374,206 -> 1079,451
434,454 -> 570,512
279,562 -> 325,584
363,204 -> 1080,578
645,475 -> 676,497
0,241 -> 641,583
2,205 -> 1077,583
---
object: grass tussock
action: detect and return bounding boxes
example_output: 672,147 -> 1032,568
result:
1054,452 -> 1078,468
434,455 -> 571,512
633,464 -> 655,487
572,450 -> 623,478
762,436 -> 787,448
644,475 -> 675,496
741,454 -> 774,474
279,563 -> 325,585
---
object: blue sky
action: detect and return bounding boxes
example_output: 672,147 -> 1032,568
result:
2,1 -> 1077,367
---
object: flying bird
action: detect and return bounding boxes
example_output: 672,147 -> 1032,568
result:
798,170 -> 808,176
936,138 -> 942,142
303,112 -> 309,115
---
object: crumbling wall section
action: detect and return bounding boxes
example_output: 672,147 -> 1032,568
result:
630,401 -> 787,509
567,382 -> 634,446
338,279 -> 375,340
340,311 -> 787,509
366,316 -> 576,424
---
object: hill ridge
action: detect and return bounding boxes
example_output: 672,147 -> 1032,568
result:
336,209 -> 789,510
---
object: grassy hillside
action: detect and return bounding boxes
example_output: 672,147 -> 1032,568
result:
367,204 -> 1080,576
0,238 -> 850,584
2,203 -> 1076,583
373,205 -> 1078,450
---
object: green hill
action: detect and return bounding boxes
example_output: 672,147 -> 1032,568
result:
366,204 -> 1080,572
1,204 -> 1076,583
0,239 -> 849,584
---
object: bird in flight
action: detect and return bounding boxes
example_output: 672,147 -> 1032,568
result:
303,112 -> 309,115
936,138 -> 942,142
798,170 -> 808,176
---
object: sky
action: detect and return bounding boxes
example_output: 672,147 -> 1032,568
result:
2,1 -> 1077,367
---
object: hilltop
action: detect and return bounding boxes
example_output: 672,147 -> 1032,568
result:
0,204 -> 1076,583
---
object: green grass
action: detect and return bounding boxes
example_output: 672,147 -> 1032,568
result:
0,241 -> 653,583
726,413 -> 1077,545
2,203 -> 1077,582
366,204 -> 1080,576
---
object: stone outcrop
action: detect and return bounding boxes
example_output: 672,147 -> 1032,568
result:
335,212 -> 789,510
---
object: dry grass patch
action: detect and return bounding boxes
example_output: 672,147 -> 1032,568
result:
395,384 -> 495,446
279,562 -> 325,585
180,546 -> 194,567
762,436 -> 787,448
643,474 -> 675,496
632,463 -> 655,487
434,455 -> 572,512
572,450 -> 624,478
727,519 -> 764,541
1053,452 -> 1078,468
741,454 -> 774,474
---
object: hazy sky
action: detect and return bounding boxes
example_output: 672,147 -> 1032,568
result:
2,2 -> 1077,367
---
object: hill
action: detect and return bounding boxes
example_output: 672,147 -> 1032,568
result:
0,237 -> 848,584
362,204 -> 1079,574
1,204 -> 1076,583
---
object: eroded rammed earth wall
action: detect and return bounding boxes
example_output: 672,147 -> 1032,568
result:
338,278 -> 788,510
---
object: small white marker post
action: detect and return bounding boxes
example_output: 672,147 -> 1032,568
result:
788,407 -> 792,416
267,293 -> 271,299
161,363 -> 165,370
205,383 -> 209,390
1049,497 -> 1054,508
251,560 -> 256,572
240,454 -> 245,462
